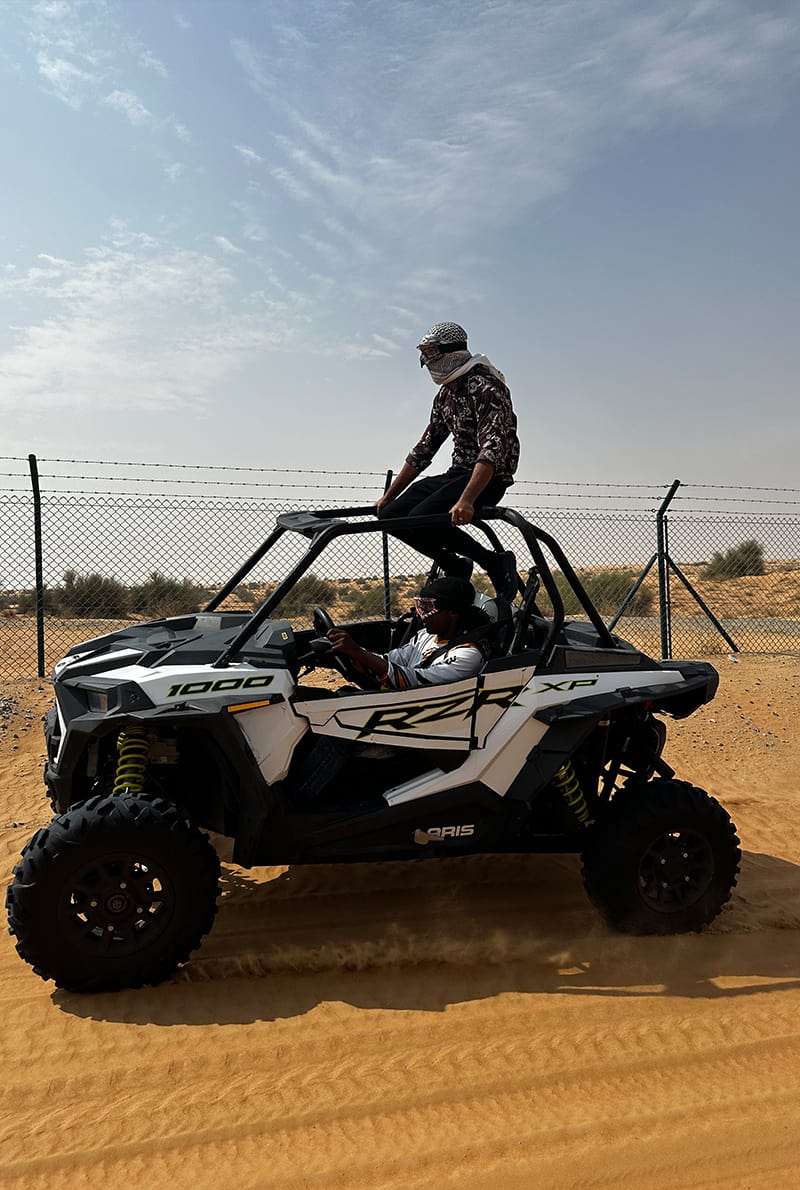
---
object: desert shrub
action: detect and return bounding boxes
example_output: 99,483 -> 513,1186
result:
59,570 -> 130,618
350,581 -> 419,618
273,573 -> 336,618
130,572 -> 203,617
347,587 -> 384,618
582,570 -> 655,616
703,539 -> 765,580
543,570 -> 654,618
471,572 -> 494,597
17,587 -> 65,615
546,573 -> 581,617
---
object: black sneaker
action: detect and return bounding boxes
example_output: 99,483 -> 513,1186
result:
442,555 -> 474,581
488,550 -> 518,600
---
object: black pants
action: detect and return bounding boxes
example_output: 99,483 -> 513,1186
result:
377,467 -> 508,573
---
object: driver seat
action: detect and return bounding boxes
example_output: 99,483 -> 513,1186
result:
471,593 -> 515,659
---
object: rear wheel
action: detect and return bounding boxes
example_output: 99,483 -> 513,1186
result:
6,793 -> 220,992
581,778 -> 740,934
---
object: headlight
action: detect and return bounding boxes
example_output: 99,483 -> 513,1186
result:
79,683 -> 152,714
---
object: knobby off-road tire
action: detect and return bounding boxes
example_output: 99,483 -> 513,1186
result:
581,779 -> 741,934
6,794 -> 221,993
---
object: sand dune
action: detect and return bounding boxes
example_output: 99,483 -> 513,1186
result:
2,654 -> 800,1188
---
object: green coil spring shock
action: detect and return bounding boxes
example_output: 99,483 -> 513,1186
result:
552,760 -> 589,824
113,727 -> 149,795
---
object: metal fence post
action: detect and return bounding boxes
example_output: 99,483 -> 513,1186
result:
382,470 -> 393,620
656,480 -> 680,660
28,453 -> 45,678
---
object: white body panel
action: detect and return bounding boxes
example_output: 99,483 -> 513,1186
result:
295,678 -> 480,750
60,645 -> 684,807
87,662 -> 296,706
53,647 -> 142,679
386,664 -> 682,804
233,701 -> 309,784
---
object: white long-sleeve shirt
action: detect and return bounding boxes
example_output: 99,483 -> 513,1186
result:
384,628 -> 485,690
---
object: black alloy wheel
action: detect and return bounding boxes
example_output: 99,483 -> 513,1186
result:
61,850 -> 177,958
637,826 -> 715,914
7,793 -> 220,992
581,778 -> 741,934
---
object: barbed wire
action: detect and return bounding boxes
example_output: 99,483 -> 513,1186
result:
0,456 -> 797,494
2,491 -> 800,519
2,461 -> 800,508
0,479 -> 681,502
6,493 -> 800,521
0,489 -> 637,514
1,457 -> 389,477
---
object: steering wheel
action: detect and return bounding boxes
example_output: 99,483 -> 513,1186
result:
312,606 -> 355,680
312,606 -> 335,639
312,606 -> 381,690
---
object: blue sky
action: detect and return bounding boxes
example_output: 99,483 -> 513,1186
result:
1,0 -> 798,489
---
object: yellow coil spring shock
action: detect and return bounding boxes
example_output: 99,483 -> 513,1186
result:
552,760 -> 589,824
113,727 -> 149,795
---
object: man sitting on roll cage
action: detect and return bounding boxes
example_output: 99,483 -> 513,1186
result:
376,322 -> 520,600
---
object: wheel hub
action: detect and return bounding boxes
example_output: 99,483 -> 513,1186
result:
63,853 -> 173,956
638,828 -> 714,912
104,891 -> 131,915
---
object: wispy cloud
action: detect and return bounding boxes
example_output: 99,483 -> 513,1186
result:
299,232 -> 342,265
218,0 -> 800,346
0,226 -> 304,412
340,342 -> 392,361
5,0 -> 799,414
235,144 -> 263,165
230,37 -> 279,101
102,89 -> 191,143
213,235 -> 244,255
233,200 -> 269,243
22,2 -> 190,142
139,49 -> 167,77
35,51 -> 95,107
169,117 -> 191,142
104,88 -> 150,125
270,166 -> 312,202
233,0 -> 800,244
26,1 -> 108,107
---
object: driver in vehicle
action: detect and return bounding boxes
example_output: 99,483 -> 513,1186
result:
327,577 -> 486,690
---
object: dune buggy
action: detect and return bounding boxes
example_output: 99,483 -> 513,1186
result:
7,504 -> 740,991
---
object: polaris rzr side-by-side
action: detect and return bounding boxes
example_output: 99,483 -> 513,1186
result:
6,505 -> 741,992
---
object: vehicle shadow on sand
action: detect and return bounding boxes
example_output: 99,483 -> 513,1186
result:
55,848 -> 800,1026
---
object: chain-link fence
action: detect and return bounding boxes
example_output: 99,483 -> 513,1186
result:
1,456 -> 799,682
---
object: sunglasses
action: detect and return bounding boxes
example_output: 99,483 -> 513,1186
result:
414,596 -> 441,615
419,343 -> 442,368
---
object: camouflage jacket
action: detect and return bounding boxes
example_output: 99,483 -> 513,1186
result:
406,365 -> 520,485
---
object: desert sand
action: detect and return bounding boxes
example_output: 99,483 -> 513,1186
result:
2,651 -> 800,1189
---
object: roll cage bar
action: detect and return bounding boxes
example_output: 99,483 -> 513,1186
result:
204,505 -> 617,669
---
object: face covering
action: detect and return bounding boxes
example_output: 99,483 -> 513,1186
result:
424,352 -> 507,387
424,348 -> 472,385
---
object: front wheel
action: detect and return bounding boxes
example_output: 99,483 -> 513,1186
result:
6,794 -> 221,992
581,779 -> 740,934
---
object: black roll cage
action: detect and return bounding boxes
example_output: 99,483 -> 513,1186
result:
203,505 -> 617,669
